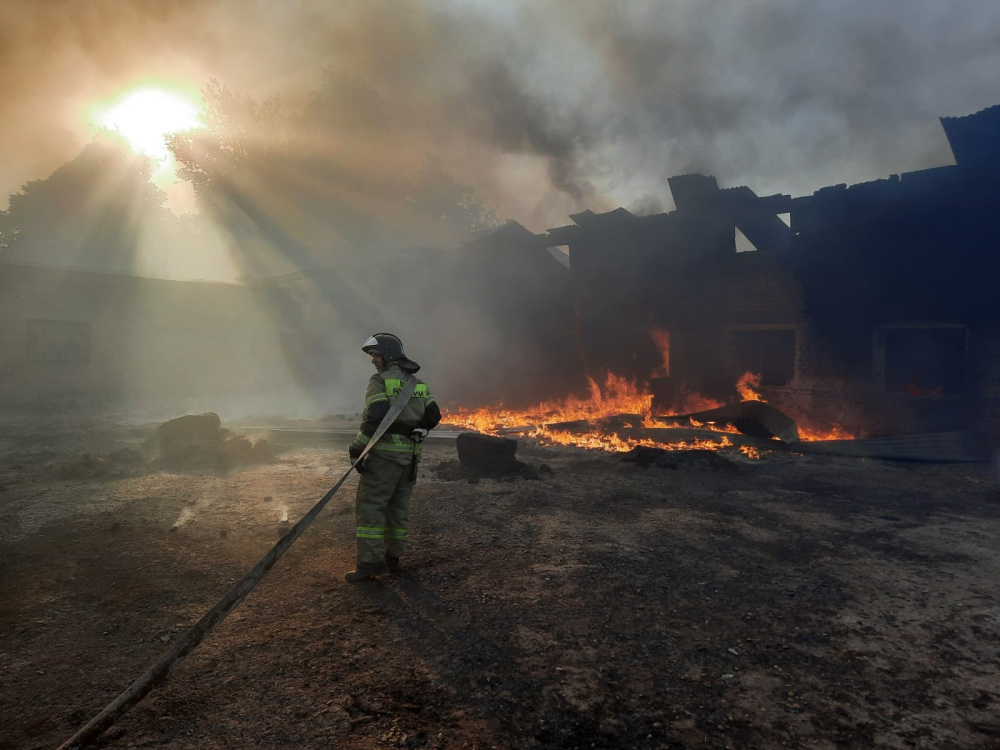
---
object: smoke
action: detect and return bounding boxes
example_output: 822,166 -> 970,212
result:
2,0 -> 1000,228
564,0 -> 1000,202
462,62 -> 595,204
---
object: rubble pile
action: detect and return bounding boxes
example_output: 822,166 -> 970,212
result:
145,413 -> 275,470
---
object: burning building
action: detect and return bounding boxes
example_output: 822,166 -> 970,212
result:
530,104 -> 1000,446
1,105 -> 997,448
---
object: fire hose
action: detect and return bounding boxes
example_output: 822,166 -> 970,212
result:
57,375 -> 419,750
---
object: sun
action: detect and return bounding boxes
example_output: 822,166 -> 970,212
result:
97,87 -> 202,162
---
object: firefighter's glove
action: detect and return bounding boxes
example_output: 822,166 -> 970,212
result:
348,444 -> 365,473
410,428 -> 428,443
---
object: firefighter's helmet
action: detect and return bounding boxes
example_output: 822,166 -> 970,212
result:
361,333 -> 405,363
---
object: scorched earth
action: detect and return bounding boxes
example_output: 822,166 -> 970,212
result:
1,416 -> 999,749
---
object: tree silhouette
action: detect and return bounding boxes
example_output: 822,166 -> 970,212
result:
302,67 -> 392,137
0,135 -> 175,273
168,79 -> 287,190
165,75 -> 497,276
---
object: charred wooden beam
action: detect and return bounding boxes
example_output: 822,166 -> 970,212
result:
656,401 -> 799,443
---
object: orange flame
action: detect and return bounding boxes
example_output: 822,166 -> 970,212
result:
655,387 -> 725,417
798,424 -> 855,441
445,371 -> 852,457
447,373 -> 651,436
446,373 -> 737,454
649,326 -> 670,379
688,418 -> 741,434
736,371 -> 764,402
536,429 -> 733,453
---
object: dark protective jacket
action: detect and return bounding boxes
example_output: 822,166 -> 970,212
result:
350,360 -> 441,465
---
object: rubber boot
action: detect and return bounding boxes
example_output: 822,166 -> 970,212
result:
344,561 -> 386,583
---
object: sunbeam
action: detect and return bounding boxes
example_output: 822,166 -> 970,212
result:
95,87 -> 202,163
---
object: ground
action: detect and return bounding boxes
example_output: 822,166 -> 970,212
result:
1,417 -> 999,750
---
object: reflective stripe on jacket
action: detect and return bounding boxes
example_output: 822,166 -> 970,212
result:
351,362 -> 437,466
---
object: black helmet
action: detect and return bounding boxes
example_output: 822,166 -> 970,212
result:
362,332 -> 405,362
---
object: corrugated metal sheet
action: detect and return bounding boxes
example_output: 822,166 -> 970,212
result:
794,431 -> 981,462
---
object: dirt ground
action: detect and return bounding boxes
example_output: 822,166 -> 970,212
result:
1,417 -> 999,750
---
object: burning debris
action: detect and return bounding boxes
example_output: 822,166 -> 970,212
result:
448,373 -> 728,453
658,400 -> 800,443
445,370 -> 848,460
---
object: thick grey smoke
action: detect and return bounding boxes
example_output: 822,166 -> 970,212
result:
563,0 -> 1000,205
2,0 -> 999,227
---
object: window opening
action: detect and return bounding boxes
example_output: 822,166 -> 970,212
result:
735,227 -> 760,253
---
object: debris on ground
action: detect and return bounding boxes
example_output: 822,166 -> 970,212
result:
455,432 -> 518,469
3,423 -> 999,750
444,432 -> 543,480
659,400 -> 800,442
621,445 -> 747,471
144,412 -> 276,470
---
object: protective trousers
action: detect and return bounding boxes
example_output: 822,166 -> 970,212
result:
354,453 -> 414,574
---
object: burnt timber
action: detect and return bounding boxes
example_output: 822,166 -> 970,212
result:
535,104 -> 1000,448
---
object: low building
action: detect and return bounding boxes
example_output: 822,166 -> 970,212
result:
0,262 -> 300,416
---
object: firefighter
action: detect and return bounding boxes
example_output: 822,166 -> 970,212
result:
344,333 -> 441,582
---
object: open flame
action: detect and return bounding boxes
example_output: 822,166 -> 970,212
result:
799,424 -> 855,441
656,387 -> 726,418
448,373 -> 650,435
736,371 -> 764,402
447,373 -> 736,454
689,418 -> 741,434
445,369 -> 855,455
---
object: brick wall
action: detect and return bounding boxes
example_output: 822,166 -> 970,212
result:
969,325 -> 1000,448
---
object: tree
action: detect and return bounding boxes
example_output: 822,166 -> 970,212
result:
302,67 -> 392,137
404,156 -> 498,239
0,135 -> 175,273
166,75 -> 497,274
168,79 -> 286,190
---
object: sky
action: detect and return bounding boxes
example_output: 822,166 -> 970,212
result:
2,0 -> 1000,232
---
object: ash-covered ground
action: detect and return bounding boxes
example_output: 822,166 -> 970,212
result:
1,417 -> 999,750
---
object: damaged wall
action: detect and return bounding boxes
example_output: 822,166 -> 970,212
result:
549,105 -> 1000,442
787,105 -> 1000,439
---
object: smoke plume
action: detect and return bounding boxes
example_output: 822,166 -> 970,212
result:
2,0 -> 999,228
